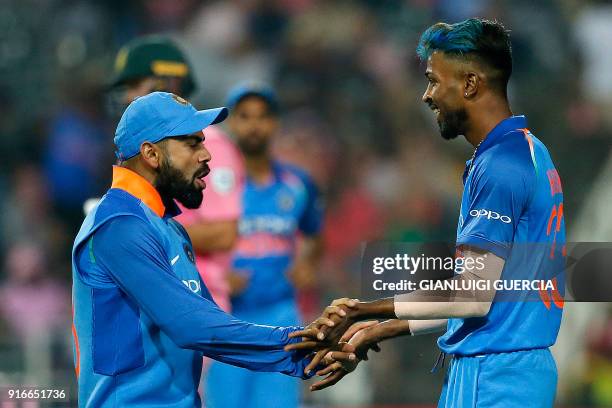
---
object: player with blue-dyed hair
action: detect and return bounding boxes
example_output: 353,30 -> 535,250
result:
286,18 -> 566,408
416,18 -> 512,95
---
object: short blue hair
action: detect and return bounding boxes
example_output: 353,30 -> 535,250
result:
417,18 -> 512,94
416,18 -> 485,60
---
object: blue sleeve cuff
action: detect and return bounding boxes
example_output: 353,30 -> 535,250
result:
284,326 -> 316,379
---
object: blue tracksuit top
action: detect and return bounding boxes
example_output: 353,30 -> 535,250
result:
71,166 -> 311,407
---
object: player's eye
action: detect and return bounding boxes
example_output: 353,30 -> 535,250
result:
183,137 -> 202,148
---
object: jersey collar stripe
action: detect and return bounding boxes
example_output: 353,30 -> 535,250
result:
111,166 -> 166,217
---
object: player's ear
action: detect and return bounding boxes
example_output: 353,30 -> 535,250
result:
464,72 -> 480,99
140,141 -> 162,169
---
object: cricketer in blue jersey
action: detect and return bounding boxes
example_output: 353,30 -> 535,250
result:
70,92 -> 348,407
205,83 -> 324,408
285,19 -> 567,407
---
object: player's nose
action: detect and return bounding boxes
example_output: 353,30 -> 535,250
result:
198,145 -> 211,163
422,90 -> 431,104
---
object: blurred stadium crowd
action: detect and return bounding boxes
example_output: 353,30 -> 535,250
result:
0,0 -> 610,406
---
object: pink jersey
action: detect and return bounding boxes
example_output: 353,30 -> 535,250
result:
176,125 -> 244,312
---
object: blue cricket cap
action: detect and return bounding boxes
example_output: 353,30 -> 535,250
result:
225,81 -> 278,113
114,91 -> 228,160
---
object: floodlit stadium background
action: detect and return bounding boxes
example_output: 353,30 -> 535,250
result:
0,0 -> 611,406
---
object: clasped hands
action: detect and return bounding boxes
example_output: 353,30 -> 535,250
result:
285,298 -> 381,391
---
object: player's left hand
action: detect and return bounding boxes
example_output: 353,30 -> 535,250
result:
300,320 -> 380,375
309,343 -> 359,391
285,298 -> 360,351
287,299 -> 357,348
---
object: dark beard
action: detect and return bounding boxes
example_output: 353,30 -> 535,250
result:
237,136 -> 268,156
438,107 -> 467,140
154,159 -> 204,209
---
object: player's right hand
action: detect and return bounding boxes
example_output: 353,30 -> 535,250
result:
345,321 -> 382,361
309,343 -> 359,391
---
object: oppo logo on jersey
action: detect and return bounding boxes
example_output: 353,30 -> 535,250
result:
469,209 -> 512,224
182,279 -> 201,293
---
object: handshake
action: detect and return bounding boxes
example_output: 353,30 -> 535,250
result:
286,298 -> 386,391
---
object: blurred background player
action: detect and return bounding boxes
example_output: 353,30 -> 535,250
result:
108,35 -> 245,312
205,83 -> 323,408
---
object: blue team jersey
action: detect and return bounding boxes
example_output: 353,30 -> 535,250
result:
438,116 -> 566,356
71,166 -> 310,408
231,161 -> 323,312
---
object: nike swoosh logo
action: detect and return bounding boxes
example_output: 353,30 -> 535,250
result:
171,255 -> 180,265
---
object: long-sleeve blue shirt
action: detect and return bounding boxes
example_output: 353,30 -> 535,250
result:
71,166 -> 311,407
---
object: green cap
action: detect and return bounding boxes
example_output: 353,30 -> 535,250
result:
110,35 -> 196,97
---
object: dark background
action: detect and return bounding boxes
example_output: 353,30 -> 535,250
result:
0,0 -> 610,406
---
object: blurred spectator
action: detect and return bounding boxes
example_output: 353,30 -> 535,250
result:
42,68 -> 112,231
183,1 -> 274,105
1,164 -> 69,272
584,306 -> 612,407
0,242 -> 70,386
573,1 -> 612,127
0,243 -> 68,340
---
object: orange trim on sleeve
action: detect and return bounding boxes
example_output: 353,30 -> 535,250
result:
71,304 -> 81,379
520,128 -> 539,176
111,166 -> 166,217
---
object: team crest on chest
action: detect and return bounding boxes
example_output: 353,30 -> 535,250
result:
277,192 -> 294,212
183,243 -> 195,263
